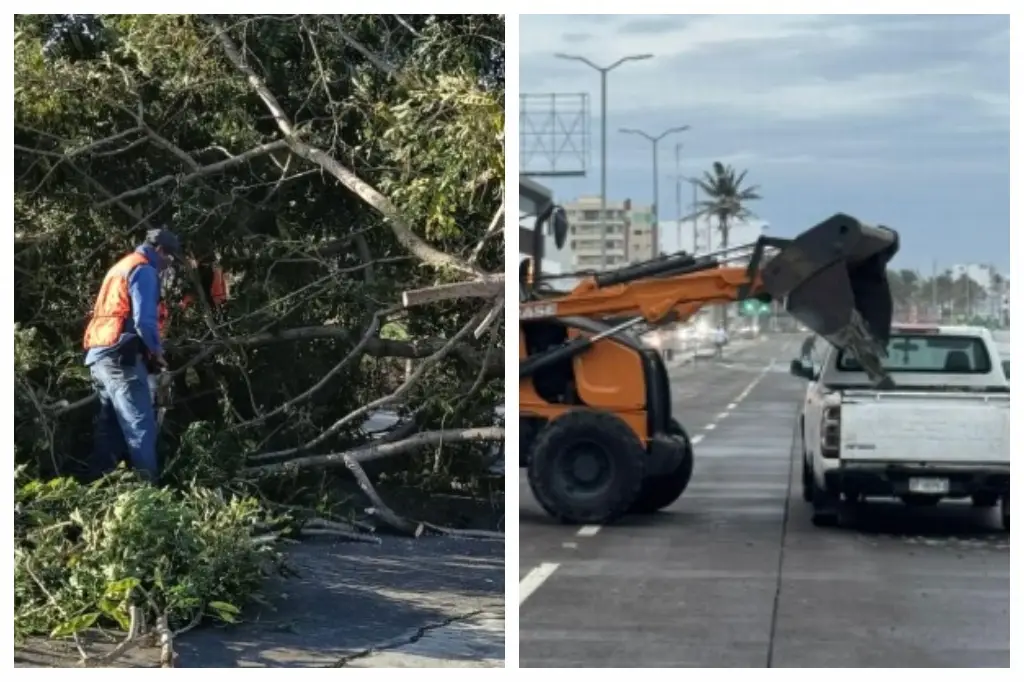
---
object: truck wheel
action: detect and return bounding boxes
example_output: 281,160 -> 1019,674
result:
1001,495 -> 1009,532
527,409 -> 646,525
971,492 -> 999,508
801,457 -> 813,503
811,481 -> 840,528
630,419 -> 694,514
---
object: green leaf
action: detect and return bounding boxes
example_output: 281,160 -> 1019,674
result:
209,600 -> 240,623
50,612 -> 100,639
209,600 -> 240,615
98,599 -> 131,631
104,577 -> 141,599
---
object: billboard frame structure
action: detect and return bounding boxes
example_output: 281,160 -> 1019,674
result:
520,93 -> 590,178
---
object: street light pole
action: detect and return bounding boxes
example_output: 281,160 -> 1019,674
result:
620,125 -> 690,258
674,143 -> 682,255
555,52 -> 653,270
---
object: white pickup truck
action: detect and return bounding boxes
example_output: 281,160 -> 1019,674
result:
792,324 -> 1010,530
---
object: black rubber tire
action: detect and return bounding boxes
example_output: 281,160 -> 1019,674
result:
1001,495 -> 1009,532
971,492 -> 999,508
801,457 -> 813,503
629,419 -> 695,514
811,480 -> 840,528
527,409 -> 647,525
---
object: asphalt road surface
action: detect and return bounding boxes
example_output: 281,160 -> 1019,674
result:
519,335 -> 1009,668
17,536 -> 503,668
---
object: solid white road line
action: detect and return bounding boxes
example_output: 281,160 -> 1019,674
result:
520,562 -> 560,605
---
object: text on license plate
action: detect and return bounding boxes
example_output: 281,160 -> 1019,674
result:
908,477 -> 949,494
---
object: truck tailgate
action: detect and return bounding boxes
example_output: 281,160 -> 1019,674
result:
839,391 -> 1010,465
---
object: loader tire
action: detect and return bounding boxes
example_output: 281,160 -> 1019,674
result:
1001,495 -> 1009,532
527,409 -> 646,525
630,419 -> 695,514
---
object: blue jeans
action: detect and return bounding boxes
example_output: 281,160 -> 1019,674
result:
89,355 -> 160,482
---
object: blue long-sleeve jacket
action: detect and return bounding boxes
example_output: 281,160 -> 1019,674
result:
84,245 -> 164,366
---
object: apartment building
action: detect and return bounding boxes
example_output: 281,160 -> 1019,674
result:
563,196 -> 654,271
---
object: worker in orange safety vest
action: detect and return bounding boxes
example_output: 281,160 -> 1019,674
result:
83,228 -> 183,483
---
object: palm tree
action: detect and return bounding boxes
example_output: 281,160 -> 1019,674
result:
695,162 -> 761,329
696,161 -> 761,251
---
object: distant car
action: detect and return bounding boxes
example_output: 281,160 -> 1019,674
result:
736,323 -> 759,340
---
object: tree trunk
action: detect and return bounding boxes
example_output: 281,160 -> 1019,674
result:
720,217 -> 730,331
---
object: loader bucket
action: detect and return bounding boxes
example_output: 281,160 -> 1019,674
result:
760,213 -> 899,383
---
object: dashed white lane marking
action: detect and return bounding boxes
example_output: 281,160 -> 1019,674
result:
520,562 -> 560,605
553,357 -> 777,559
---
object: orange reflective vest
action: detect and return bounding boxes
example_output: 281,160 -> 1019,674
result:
83,252 -> 157,350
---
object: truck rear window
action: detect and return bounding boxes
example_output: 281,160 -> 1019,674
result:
836,334 -> 992,374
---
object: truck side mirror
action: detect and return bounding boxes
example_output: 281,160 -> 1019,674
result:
789,359 -> 815,381
550,206 -> 569,249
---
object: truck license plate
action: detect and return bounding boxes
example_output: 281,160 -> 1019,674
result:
908,477 -> 949,495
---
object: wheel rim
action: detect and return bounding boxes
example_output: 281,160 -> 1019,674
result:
553,440 -> 614,500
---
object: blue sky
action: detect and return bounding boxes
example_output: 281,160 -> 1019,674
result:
519,14 -> 1010,274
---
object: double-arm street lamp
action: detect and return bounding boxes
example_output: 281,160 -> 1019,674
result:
619,125 -> 691,257
555,52 -> 653,269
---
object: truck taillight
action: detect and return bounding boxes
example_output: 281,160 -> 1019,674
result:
820,405 -> 841,458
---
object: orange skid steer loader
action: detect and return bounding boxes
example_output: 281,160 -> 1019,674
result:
519,210 -> 899,525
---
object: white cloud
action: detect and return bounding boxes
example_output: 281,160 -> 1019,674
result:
521,14 -> 1008,126
520,15 -> 868,61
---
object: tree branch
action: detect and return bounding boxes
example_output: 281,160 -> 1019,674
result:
246,309 -> 487,461
202,15 -> 486,278
401,278 -> 504,308
244,426 -> 504,476
94,139 -> 290,207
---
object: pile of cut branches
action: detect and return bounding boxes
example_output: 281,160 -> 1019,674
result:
14,467 -> 282,667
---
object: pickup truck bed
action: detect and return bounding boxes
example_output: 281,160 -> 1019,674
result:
839,390 -> 1010,466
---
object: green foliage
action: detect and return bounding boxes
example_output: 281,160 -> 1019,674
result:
14,13 -> 504,481
696,161 -> 762,247
14,14 -> 504,647
14,468 -> 281,641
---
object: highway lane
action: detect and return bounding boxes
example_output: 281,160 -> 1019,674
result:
519,335 -> 1009,667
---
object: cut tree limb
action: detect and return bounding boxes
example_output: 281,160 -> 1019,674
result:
401,278 -> 504,308
244,426 -> 504,475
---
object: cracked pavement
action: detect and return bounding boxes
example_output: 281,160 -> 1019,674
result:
15,535 -> 504,668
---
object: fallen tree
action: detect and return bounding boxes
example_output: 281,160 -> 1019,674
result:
14,13 -> 505,665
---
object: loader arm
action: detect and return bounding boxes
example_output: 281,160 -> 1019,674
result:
520,213 -> 901,388
520,265 -> 766,326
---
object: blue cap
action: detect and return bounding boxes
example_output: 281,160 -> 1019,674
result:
145,227 -> 182,259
